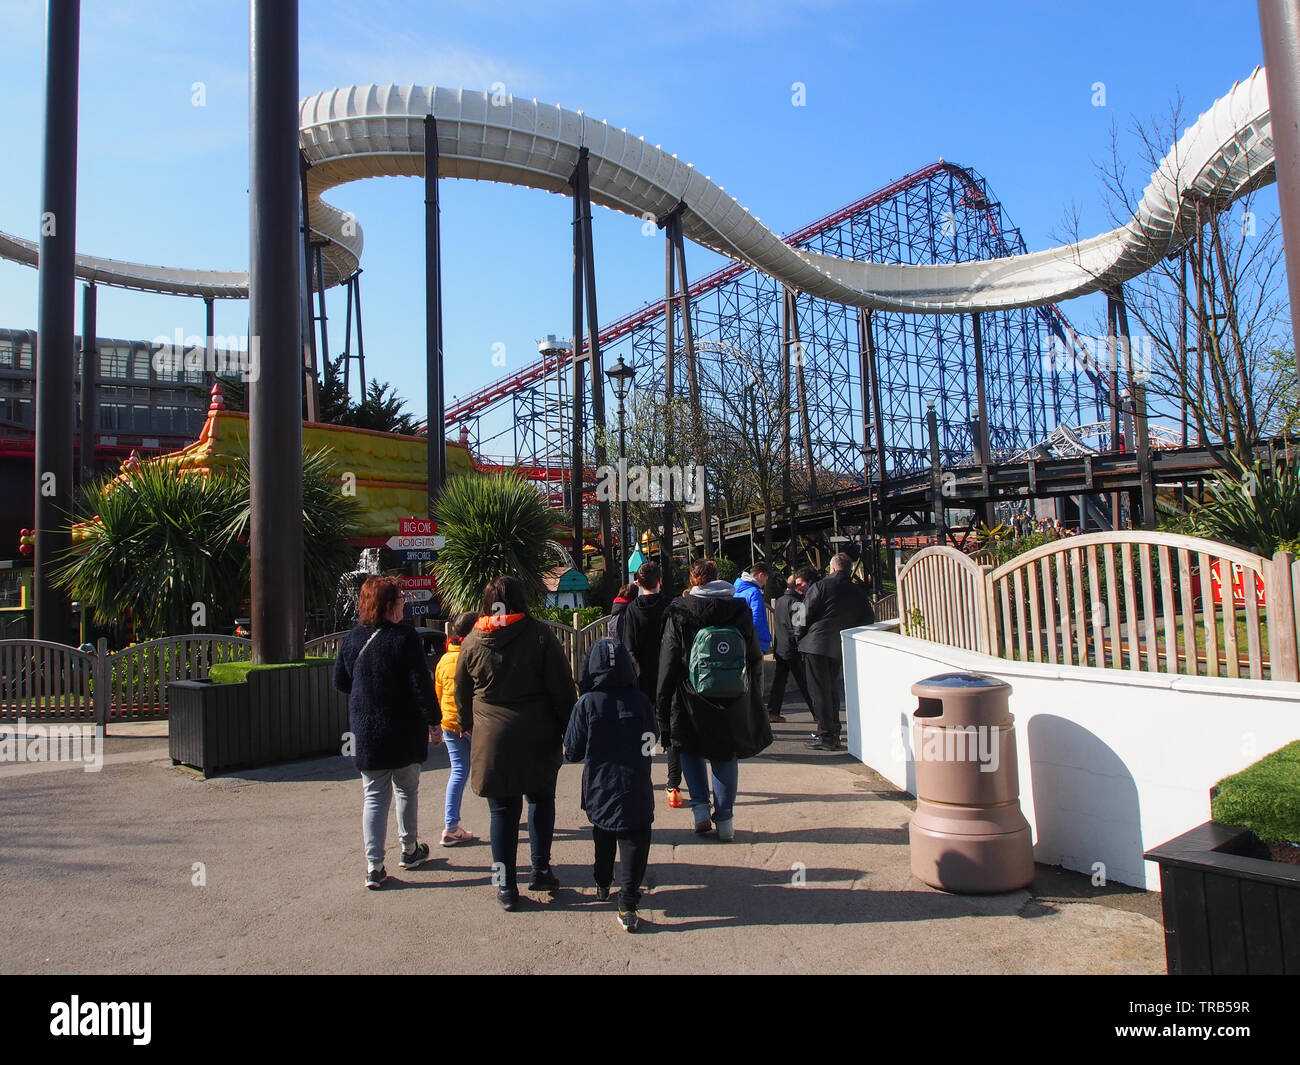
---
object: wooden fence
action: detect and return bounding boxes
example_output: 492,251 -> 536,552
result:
0,640 -> 97,720
0,635 -> 254,724
896,547 -> 992,654
0,608 -> 741,726
897,531 -> 1300,682
541,613 -> 614,677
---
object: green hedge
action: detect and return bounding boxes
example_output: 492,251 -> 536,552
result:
208,657 -> 333,685
536,605 -> 605,628
1211,740 -> 1300,845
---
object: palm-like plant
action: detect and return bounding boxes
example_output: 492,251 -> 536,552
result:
54,449 -> 362,636
1192,456 -> 1300,556
433,472 -> 568,614
223,449 -> 364,617
53,461 -> 248,635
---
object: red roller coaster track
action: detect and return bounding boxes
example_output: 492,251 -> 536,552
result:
439,160 -> 979,429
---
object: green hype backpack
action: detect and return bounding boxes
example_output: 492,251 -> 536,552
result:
688,625 -> 748,700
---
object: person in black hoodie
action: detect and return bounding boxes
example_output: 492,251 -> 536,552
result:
794,553 -> 874,751
610,583 -> 637,642
565,638 -> 657,933
620,561 -> 682,807
768,573 -> 813,723
656,558 -> 771,841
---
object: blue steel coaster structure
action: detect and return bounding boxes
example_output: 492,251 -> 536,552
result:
459,160 -> 1105,557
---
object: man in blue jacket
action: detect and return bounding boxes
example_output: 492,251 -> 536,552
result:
733,562 -> 772,655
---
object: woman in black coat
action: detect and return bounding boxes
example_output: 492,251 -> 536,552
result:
656,558 -> 771,841
333,575 -> 441,890
454,575 -> 578,911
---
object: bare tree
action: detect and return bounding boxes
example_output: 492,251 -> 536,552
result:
1070,101 -> 1294,470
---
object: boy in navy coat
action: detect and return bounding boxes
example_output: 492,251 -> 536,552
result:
565,638 -> 657,932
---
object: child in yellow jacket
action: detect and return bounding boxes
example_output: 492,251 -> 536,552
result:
435,612 -> 479,845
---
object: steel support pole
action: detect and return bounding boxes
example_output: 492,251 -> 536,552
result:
781,286 -> 794,566
855,307 -> 876,589
34,0 -> 80,644
204,295 -> 215,392
1258,0 -> 1300,382
860,308 -> 889,586
248,0 -> 304,663
618,397 -> 629,582
1194,200 -> 1207,447
342,273 -> 354,400
970,311 -> 993,528
926,403 -> 946,546
575,152 -> 613,576
671,212 -> 711,558
79,282 -> 96,488
354,269 -> 366,389
786,289 -> 818,499
314,242 -> 330,382
1178,252 -> 1189,448
1107,293 -> 1121,528
425,115 -> 445,508
660,217 -> 676,574
570,163 -> 585,561
1115,287 -> 1154,527
298,154 -> 320,422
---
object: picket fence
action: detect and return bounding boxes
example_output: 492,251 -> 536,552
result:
896,531 -> 1300,682
0,613 -> 618,724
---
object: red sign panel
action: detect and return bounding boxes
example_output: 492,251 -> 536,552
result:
1208,559 -> 1265,608
399,575 -> 436,591
399,517 -> 438,535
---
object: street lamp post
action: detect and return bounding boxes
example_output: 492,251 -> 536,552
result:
606,356 -> 636,584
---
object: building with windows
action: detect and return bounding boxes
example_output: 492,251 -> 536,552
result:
0,327 -> 244,557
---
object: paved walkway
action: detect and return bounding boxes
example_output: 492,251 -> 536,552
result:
0,689 -> 1165,975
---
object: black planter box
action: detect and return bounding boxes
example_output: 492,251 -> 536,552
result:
168,661 -> 348,777
1145,820 -> 1300,974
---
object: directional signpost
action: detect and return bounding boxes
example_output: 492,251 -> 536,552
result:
396,520 -> 441,621
390,518 -> 445,564
400,574 -> 438,619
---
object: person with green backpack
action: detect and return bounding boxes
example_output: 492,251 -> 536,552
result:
655,558 -> 771,841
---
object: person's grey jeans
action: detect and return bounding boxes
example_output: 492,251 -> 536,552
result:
361,762 -> 421,870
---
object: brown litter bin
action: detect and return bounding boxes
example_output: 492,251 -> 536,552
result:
908,672 -> 1034,893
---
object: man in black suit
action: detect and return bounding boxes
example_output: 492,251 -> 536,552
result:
767,573 -> 813,723
793,553 -> 874,751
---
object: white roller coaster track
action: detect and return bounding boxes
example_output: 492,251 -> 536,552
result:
0,69 -> 1275,312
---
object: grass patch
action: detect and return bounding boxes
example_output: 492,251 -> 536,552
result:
1212,741 -> 1300,845
207,658 -> 332,685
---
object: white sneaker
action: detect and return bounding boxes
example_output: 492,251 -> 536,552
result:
716,818 -> 735,842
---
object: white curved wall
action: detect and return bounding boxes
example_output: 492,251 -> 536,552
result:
843,625 -> 1300,890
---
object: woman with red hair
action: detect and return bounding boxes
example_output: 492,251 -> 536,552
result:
334,575 -> 441,889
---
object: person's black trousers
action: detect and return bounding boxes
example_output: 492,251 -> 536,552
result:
802,652 -> 843,743
592,826 -> 652,911
768,653 -> 812,713
486,788 -> 556,891
665,746 -> 682,790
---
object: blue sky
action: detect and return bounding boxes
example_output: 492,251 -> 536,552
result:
0,0 -> 1276,428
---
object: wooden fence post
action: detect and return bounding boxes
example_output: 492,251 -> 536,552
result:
979,564 -> 994,656
895,560 -> 906,634
94,637 -> 109,736
572,610 -> 581,675
1266,551 -> 1299,681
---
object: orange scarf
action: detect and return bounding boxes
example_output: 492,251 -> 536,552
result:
474,612 -> 526,631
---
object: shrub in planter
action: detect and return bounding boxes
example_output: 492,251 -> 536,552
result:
207,657 -> 333,685
169,658 -> 346,777
1211,740 -> 1300,864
